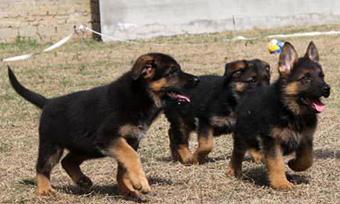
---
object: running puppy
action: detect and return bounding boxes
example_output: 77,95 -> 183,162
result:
164,59 -> 270,165
228,42 -> 331,189
8,53 -> 199,200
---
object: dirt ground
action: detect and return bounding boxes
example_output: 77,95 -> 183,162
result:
0,25 -> 339,203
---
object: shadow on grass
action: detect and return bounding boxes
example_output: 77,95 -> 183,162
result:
59,184 -> 119,196
156,156 -> 173,162
156,154 -> 253,164
149,176 -> 174,185
18,176 -> 173,202
242,166 -> 310,187
58,185 -> 142,202
156,154 -> 230,164
56,176 -> 173,201
314,148 -> 340,159
19,178 -> 36,186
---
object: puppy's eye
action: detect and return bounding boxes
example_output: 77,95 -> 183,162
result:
299,74 -> 311,83
265,65 -> 270,72
167,69 -> 178,77
248,77 -> 257,83
232,71 -> 242,78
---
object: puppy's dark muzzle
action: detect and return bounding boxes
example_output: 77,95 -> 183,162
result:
322,84 -> 331,98
183,73 -> 199,88
191,76 -> 200,86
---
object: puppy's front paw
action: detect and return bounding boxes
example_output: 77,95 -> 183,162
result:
76,176 -> 93,188
36,186 -> 56,196
192,152 -> 209,165
176,148 -> 194,165
226,164 -> 242,178
128,170 -> 151,194
271,179 -> 295,190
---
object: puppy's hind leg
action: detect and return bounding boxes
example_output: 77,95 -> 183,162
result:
192,125 -> 214,164
169,124 -> 193,165
36,141 -> 63,196
248,149 -> 264,164
227,134 -> 246,178
61,153 -> 93,188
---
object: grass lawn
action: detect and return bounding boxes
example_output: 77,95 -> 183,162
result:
0,24 -> 339,203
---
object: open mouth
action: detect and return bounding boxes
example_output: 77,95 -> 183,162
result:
300,97 -> 326,113
166,91 -> 191,103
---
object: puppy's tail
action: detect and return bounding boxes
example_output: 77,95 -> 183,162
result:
8,66 -> 48,109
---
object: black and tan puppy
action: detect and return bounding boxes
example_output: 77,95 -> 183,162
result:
8,53 -> 199,199
228,42 -> 331,190
164,59 -> 270,165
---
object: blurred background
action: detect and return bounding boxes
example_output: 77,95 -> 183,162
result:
1,0 -> 340,42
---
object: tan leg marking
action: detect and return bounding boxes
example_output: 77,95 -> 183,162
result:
36,173 -> 55,196
248,149 -> 264,164
177,144 -> 193,164
265,145 -> 294,190
108,137 -> 151,194
192,128 -> 214,164
117,164 -> 144,199
169,124 -> 193,165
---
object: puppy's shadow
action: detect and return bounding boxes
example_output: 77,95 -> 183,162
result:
242,166 -> 310,187
156,154 -> 231,163
58,176 -> 174,197
59,184 -> 119,196
156,156 -> 173,162
314,149 -> 340,159
206,154 -> 259,163
205,154 -> 230,163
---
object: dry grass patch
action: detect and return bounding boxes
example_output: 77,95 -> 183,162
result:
0,25 -> 339,203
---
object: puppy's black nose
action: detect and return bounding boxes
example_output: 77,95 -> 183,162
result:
192,77 -> 200,86
322,84 -> 331,98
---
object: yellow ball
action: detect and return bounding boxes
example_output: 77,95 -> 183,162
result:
268,39 -> 285,54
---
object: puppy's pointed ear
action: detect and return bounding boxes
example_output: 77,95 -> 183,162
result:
224,60 -> 247,79
305,41 -> 319,62
131,55 -> 155,80
278,42 -> 298,76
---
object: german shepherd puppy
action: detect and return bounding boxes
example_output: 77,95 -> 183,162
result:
8,53 -> 199,199
228,42 -> 331,190
164,59 -> 270,165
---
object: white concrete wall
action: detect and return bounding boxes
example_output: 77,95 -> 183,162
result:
99,0 -> 340,41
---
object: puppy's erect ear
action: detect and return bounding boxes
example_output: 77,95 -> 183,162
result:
278,42 -> 298,76
305,41 -> 319,62
131,55 -> 155,80
224,60 -> 247,79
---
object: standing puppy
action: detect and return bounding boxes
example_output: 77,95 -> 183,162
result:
165,59 -> 270,165
8,53 -> 199,200
228,42 -> 331,189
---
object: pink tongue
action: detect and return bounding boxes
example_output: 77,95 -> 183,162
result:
312,99 -> 325,113
176,94 -> 191,103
